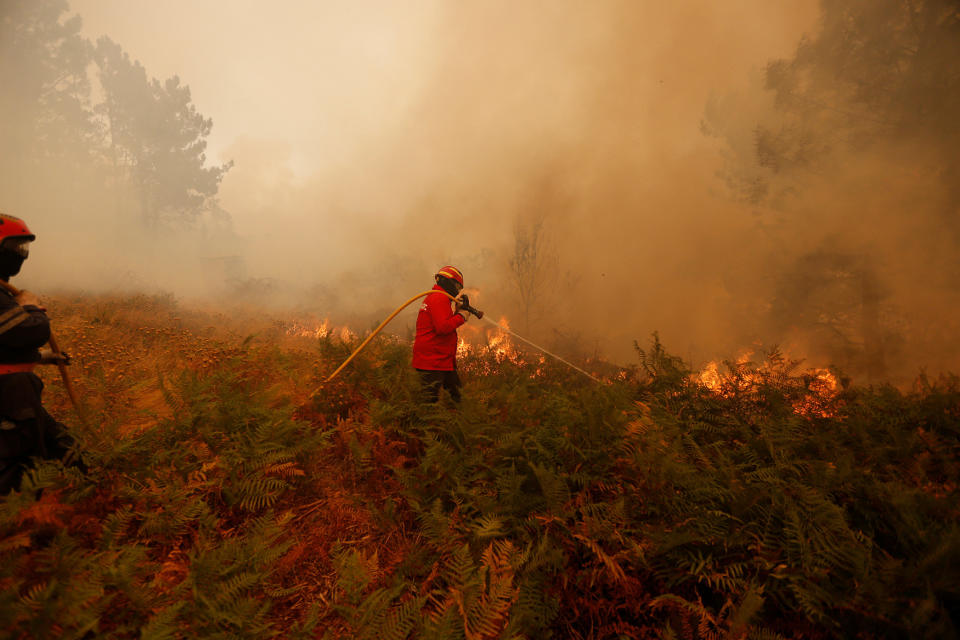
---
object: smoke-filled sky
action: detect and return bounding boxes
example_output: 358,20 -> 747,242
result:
8,0 -> 958,379
71,1 -> 444,177
67,0 -> 815,303
68,0 -> 818,275
71,1 -> 815,178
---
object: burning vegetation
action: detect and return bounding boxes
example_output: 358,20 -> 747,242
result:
1,294 -> 958,638
456,316 -> 546,370
696,351 -> 841,418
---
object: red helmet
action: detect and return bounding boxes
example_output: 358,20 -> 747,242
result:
0,214 -> 34,257
435,265 -> 463,287
0,214 -> 34,241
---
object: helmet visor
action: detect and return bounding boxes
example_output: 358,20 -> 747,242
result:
436,275 -> 463,296
2,238 -> 30,258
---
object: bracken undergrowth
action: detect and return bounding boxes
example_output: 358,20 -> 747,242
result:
0,294 -> 957,639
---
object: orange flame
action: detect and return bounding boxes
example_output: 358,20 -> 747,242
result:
285,318 -> 331,339
283,318 -> 356,342
695,354 -> 840,417
795,368 -> 840,418
456,314 -> 545,375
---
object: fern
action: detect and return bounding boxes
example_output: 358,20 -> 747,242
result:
351,587 -> 421,640
473,514 -> 507,540
234,476 -> 290,511
139,602 -> 187,640
332,544 -> 379,606
529,462 -> 570,512
4,298 -> 957,639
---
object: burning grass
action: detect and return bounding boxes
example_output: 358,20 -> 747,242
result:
1,294 -> 958,638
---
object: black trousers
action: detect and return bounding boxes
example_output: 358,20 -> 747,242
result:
0,372 -> 76,494
416,368 -> 462,403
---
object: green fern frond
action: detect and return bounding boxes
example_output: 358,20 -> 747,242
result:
139,602 -> 186,640
529,463 -> 569,511
441,545 -> 477,589
235,476 -> 290,511
99,506 -> 136,548
473,514 -> 507,540
362,593 -> 426,640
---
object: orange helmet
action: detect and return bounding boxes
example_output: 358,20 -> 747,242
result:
435,266 -> 463,287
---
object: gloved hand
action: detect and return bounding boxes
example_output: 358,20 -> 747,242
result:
455,294 -> 471,320
39,348 -> 70,365
15,290 -> 42,308
455,294 -> 482,319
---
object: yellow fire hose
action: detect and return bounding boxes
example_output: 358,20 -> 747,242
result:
0,280 -> 85,420
320,289 -> 464,386
318,288 -> 603,387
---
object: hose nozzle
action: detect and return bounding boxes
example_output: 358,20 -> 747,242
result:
464,304 -> 484,319
458,294 -> 485,319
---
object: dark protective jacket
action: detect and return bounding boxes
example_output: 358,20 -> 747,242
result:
0,285 -> 49,422
0,287 -> 50,366
412,285 -> 465,371
0,286 -> 68,493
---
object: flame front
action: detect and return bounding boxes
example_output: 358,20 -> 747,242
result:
695,355 -> 841,418
457,315 -> 544,375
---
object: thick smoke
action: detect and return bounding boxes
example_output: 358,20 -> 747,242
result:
5,0 -> 957,382
220,0 -> 823,359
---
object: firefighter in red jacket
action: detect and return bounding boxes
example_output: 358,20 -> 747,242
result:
0,214 -> 78,494
413,266 -> 469,402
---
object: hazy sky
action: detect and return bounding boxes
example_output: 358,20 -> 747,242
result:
71,1 -> 449,176
69,1 -> 818,207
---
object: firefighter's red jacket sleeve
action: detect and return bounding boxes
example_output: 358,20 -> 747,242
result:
412,286 -> 465,371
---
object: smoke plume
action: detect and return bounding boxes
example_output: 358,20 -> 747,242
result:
5,0 -> 958,381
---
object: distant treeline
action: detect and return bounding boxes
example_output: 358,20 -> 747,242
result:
0,0 -> 230,230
